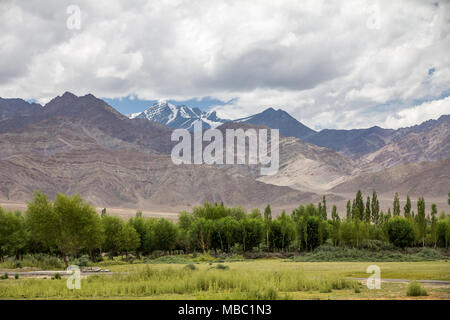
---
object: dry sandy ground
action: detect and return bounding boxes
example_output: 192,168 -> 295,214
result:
2,193 -> 448,221
0,201 -> 180,221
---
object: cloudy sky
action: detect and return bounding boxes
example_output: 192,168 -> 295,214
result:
1,0 -> 449,130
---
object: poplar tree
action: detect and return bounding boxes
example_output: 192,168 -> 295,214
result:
393,193 -> 400,216
371,190 -> 379,225
431,204 -> 438,248
364,196 -> 371,223
417,197 -> 426,247
404,195 -> 411,218
346,200 -> 351,220
355,190 -> 364,220
322,195 -> 327,220
264,205 -> 272,251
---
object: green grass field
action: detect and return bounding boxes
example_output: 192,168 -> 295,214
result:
0,259 -> 449,300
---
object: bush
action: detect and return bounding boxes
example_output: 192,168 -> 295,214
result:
71,255 -> 90,267
290,245 -> 446,262
0,254 -> 64,270
184,263 -> 197,270
215,264 -> 229,270
406,281 -> 428,296
1,273 -> 8,280
145,255 -> 190,264
54,273 -> 61,280
14,274 -> 19,280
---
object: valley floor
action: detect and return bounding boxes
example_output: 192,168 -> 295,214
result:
0,260 -> 449,300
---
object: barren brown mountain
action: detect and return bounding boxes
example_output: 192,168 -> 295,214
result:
0,92 -> 448,212
331,158 -> 450,197
363,115 -> 450,168
0,93 -> 314,209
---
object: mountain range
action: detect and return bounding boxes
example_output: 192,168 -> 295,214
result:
131,101 -> 449,166
0,92 -> 448,213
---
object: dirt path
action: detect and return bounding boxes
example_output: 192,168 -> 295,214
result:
354,278 -> 450,286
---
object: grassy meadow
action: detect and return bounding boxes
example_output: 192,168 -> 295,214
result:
0,258 -> 449,300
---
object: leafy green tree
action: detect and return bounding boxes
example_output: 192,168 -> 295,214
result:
346,200 -> 351,220
417,197 -> 426,247
386,217 -> 415,248
249,208 -> 262,219
221,216 -> 239,252
354,190 -> 364,220
83,212 -> 104,261
26,192 -> 102,268
321,195 -> 327,220
430,204 -> 438,248
102,215 -> 124,257
404,195 -> 411,218
436,219 -> 450,249
153,219 -> 177,253
302,216 -> 321,251
264,205 -> 272,251
129,216 -> 151,256
190,218 -> 213,253
371,190 -> 379,225
364,196 -> 371,223
120,224 -> 140,259
240,218 -> 264,252
276,211 -> 296,252
338,220 -> 354,247
393,193 -> 400,216
331,205 -> 339,223
0,208 -> 28,261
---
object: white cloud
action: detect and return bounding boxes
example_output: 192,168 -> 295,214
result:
0,0 -> 449,129
383,96 -> 450,129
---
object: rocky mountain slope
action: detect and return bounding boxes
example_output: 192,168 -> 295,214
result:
0,93 -> 314,208
362,115 -> 450,167
0,98 -> 42,121
1,92 -> 448,208
235,107 -> 316,140
331,158 -> 450,197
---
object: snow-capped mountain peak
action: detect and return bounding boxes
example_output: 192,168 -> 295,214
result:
130,101 -> 229,130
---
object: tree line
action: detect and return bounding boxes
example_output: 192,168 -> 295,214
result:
0,191 -> 449,267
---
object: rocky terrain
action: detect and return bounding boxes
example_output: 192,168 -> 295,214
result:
0,92 -> 448,211
0,93 -> 314,209
331,159 -> 450,197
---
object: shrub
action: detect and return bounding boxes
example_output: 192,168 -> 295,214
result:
14,274 -> 19,280
71,255 -> 90,267
54,273 -> 61,280
1,273 -> 8,280
406,281 -> 428,297
145,255 -> 190,264
319,286 -> 332,293
215,264 -> 229,270
184,263 -> 197,270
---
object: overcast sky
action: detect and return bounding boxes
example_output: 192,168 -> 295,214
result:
1,0 -> 449,130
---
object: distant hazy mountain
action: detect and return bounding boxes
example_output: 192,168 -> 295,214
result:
304,126 -> 395,158
362,115 -> 450,167
331,158 -> 450,197
131,100 -> 229,130
304,115 -> 450,160
235,107 -> 316,140
0,97 -> 42,121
